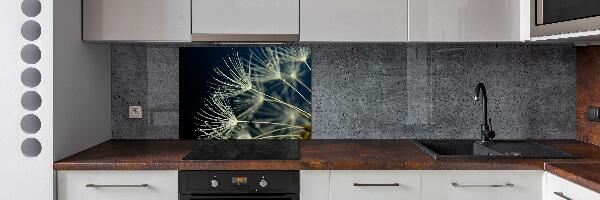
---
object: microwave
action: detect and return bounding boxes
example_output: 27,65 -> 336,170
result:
532,0 -> 600,37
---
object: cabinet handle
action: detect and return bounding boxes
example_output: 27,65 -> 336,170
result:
553,192 -> 573,200
451,182 -> 514,188
85,184 -> 149,188
353,183 -> 400,187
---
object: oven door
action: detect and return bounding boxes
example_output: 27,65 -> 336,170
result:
532,0 -> 600,37
180,194 -> 299,200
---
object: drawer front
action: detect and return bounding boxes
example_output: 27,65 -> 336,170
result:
545,173 -> 600,200
422,170 -> 543,200
57,170 -> 178,200
330,170 -> 420,200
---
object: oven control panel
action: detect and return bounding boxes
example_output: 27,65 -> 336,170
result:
179,170 -> 299,195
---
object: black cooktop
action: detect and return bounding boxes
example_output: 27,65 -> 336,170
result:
182,140 -> 300,160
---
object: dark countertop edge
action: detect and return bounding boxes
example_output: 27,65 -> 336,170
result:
53,165 -> 541,170
54,161 -> 546,171
545,162 -> 600,194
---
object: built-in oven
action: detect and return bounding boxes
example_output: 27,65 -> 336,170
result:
179,171 -> 299,200
532,0 -> 600,37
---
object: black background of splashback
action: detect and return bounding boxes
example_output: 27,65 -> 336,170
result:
179,47 -> 232,139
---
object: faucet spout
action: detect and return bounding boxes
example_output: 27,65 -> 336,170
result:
474,83 -> 495,142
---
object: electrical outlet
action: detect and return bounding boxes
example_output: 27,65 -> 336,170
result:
129,106 -> 143,119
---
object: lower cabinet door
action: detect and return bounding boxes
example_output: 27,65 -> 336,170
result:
421,170 -> 543,200
57,170 -> 178,200
330,170 -> 421,200
545,172 -> 600,200
300,170 -> 331,200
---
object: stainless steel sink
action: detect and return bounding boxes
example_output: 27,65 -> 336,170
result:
413,140 -> 577,159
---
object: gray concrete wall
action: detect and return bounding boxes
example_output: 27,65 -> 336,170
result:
111,44 -> 576,139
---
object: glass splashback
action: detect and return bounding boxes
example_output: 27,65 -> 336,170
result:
179,47 -> 312,139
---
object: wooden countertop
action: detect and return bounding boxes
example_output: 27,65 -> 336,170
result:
545,162 -> 600,194
54,139 -> 600,170
54,139 -> 600,194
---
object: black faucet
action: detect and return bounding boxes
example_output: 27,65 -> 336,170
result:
474,83 -> 495,143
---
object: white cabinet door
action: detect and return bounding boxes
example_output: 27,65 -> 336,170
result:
330,170 -> 420,200
301,0 -> 408,42
301,170 -> 331,200
409,0 -> 529,42
191,0 -> 299,41
57,170 -> 178,200
82,0 -> 191,41
545,172 -> 600,200
421,170 -> 543,200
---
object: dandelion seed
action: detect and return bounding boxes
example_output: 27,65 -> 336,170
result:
279,62 -> 312,93
194,97 -> 239,139
248,47 -> 283,82
253,128 -> 304,139
233,83 -> 268,119
250,88 -> 312,119
211,52 -> 253,98
276,47 -> 312,71
194,94 -> 308,139
234,123 -> 252,139
258,134 -> 304,139
257,94 -> 310,126
247,48 -> 312,105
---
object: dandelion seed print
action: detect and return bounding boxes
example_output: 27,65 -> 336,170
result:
180,47 -> 312,139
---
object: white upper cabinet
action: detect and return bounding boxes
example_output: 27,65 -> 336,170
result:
82,0 -> 191,41
300,0 -> 408,42
191,0 -> 300,42
80,0 -> 532,42
409,0 -> 530,42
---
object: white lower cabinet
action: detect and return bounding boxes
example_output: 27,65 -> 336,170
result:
301,170 -> 331,200
421,170 -> 543,200
330,170 -> 421,200
57,170 -> 178,200
545,172 -> 600,200
57,170 -> 600,200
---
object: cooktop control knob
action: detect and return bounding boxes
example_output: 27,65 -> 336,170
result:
211,180 -> 219,188
259,179 -> 268,188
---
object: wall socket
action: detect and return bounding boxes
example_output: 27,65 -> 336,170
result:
128,106 -> 143,119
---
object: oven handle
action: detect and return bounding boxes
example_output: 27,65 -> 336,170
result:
354,183 -> 400,187
85,184 -> 149,188
179,195 -> 209,200
180,194 -> 298,200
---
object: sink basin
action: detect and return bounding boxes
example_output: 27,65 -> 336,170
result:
413,140 -> 577,159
